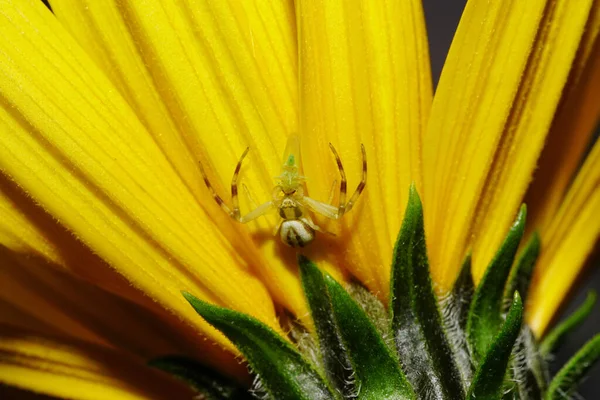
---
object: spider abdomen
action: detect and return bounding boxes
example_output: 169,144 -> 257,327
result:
279,219 -> 315,248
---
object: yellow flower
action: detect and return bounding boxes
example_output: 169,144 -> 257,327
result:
0,0 -> 598,398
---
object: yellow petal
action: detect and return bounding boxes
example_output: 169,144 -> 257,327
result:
0,299 -> 58,337
0,173 -> 146,306
0,174 -> 232,362
423,0 -> 595,290
0,248 -> 244,367
0,383 -> 59,399
49,0 -> 315,320
0,325 -> 196,400
0,175 -> 61,266
0,0 -> 279,347
524,6 -> 600,234
526,139 -> 600,336
0,251 -> 108,348
297,0 -> 432,299
51,0 -> 297,190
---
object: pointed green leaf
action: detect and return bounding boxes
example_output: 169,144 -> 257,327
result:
546,334 -> 600,400
540,291 -> 597,356
298,255 -> 354,398
442,254 -> 475,386
526,325 -> 550,392
323,272 -> 415,399
148,355 -> 252,399
512,328 -> 544,399
346,281 -> 392,347
467,292 -> 524,400
501,235 -> 545,400
540,290 -> 597,356
182,292 -> 335,400
390,184 -> 465,399
514,362 -> 542,400
467,205 -> 527,360
503,232 -> 540,309
448,254 -> 475,331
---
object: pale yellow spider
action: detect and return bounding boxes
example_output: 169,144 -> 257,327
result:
199,137 -> 367,247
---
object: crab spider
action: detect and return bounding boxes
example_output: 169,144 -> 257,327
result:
199,137 -> 367,248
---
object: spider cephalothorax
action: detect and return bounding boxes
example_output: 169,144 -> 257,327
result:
199,137 -> 367,247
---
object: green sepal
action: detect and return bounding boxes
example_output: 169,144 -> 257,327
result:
345,281 -> 392,346
501,233 -> 545,398
503,232 -> 540,309
467,205 -> 527,361
545,334 -> 600,400
182,291 -> 336,400
298,255 -> 354,397
467,292 -> 524,400
442,254 -> 475,386
448,254 -> 475,332
540,291 -> 597,356
511,327 -> 545,399
322,269 -> 416,399
390,184 -> 465,398
148,355 -> 252,399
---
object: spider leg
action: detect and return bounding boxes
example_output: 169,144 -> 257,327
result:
272,219 -> 283,236
239,201 -> 274,223
344,144 -> 367,214
327,143 -> 367,216
302,196 -> 340,220
328,143 -> 347,217
303,215 -> 337,236
231,147 -> 250,221
242,183 -> 258,208
198,160 -> 234,217
327,179 -> 337,205
302,214 -> 322,232
299,208 -> 337,236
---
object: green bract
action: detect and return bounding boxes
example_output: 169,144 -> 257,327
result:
153,186 -> 599,399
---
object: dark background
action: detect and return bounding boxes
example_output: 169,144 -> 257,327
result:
422,0 -> 600,396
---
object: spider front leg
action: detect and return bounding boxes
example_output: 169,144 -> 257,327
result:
239,200 -> 273,223
230,147 -> 251,221
329,143 -> 367,216
344,143 -> 367,214
302,143 -> 367,220
328,143 -> 348,216
199,147 -> 250,222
